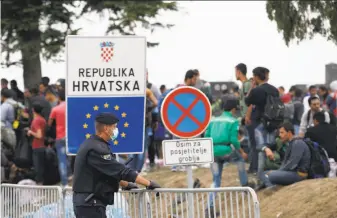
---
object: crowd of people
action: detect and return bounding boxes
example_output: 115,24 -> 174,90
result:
1,77 -> 70,186
1,66 -> 337,198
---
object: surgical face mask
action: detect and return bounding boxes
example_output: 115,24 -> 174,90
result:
110,128 -> 119,141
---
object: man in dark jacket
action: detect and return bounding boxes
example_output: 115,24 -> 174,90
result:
73,112 -> 160,217
10,80 -> 24,103
1,79 -> 17,101
261,122 -> 311,191
305,111 -> 337,161
26,86 -> 51,123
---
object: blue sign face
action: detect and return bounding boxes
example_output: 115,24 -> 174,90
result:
67,97 -> 145,154
161,87 -> 211,138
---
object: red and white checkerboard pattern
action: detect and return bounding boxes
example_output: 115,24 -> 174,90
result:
101,47 -> 114,62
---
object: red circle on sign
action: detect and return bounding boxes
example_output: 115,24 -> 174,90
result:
161,86 -> 212,138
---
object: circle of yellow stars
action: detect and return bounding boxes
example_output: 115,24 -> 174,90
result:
83,102 -> 129,145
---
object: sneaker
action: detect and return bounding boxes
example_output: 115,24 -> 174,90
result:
200,163 -> 210,168
254,183 -> 265,192
264,185 -> 277,195
149,163 -> 156,172
191,166 -> 198,170
156,159 -> 164,166
140,171 -> 148,176
242,182 -> 256,189
247,169 -> 257,174
193,178 -> 201,188
171,166 -> 177,172
178,166 -> 186,172
205,207 -> 220,218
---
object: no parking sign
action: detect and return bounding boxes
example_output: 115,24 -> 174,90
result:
160,86 -> 214,166
161,86 -> 212,138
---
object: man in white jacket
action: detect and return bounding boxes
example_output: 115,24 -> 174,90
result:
299,96 -> 330,137
303,85 -> 319,112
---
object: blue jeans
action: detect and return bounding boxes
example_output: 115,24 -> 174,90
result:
246,123 -> 258,172
208,150 -> 248,207
254,124 -> 276,181
55,138 -> 70,186
262,170 -> 305,187
127,127 -> 150,172
257,152 -> 267,181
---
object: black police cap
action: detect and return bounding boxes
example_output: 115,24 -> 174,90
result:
95,112 -> 119,125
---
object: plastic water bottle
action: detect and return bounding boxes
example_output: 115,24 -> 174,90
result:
328,158 -> 337,178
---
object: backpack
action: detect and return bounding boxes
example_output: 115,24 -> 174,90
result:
145,98 -> 153,127
158,89 -> 173,121
303,138 -> 330,179
211,99 -> 223,117
284,102 -> 295,121
263,91 -> 285,132
1,122 -> 17,149
6,100 -> 22,129
14,130 -> 33,168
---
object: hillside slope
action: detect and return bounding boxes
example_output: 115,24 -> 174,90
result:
258,178 -> 337,218
146,165 -> 337,218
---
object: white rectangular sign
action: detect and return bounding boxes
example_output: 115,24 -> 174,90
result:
162,138 -> 214,166
66,36 -> 146,97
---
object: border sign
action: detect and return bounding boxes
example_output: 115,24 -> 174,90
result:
66,36 -> 146,155
161,86 -> 212,138
162,138 -> 214,166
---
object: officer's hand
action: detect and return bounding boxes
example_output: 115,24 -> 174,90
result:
122,182 -> 139,191
146,180 -> 161,190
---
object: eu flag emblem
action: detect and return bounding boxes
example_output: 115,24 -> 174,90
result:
67,97 -> 145,154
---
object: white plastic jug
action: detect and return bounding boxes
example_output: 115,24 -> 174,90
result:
328,158 -> 337,178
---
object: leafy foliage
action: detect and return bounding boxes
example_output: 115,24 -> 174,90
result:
1,1 -> 79,67
1,0 -> 177,68
81,1 -> 177,47
266,0 -> 337,46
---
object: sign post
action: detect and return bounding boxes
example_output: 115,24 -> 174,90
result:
161,86 -> 213,216
66,36 -> 147,155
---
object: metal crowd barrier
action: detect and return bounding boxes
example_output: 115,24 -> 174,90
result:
1,185 -> 260,218
1,183 -> 64,218
143,187 -> 260,218
63,187 -> 145,218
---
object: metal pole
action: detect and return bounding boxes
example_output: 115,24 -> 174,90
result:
187,165 -> 194,217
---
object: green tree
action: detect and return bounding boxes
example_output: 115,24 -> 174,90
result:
266,1 -> 337,46
1,1 -> 177,88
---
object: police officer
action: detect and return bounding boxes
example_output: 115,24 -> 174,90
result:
73,112 -> 160,218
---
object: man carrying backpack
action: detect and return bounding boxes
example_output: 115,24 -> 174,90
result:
245,67 -> 284,183
305,112 -> 337,162
261,122 -> 311,192
298,96 -> 332,137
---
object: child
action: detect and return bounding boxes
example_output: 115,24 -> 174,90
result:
26,103 -> 47,185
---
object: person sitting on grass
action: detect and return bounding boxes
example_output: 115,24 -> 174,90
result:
254,134 -> 287,191
261,122 -> 310,193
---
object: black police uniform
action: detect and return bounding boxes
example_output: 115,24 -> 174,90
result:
72,113 -> 139,218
